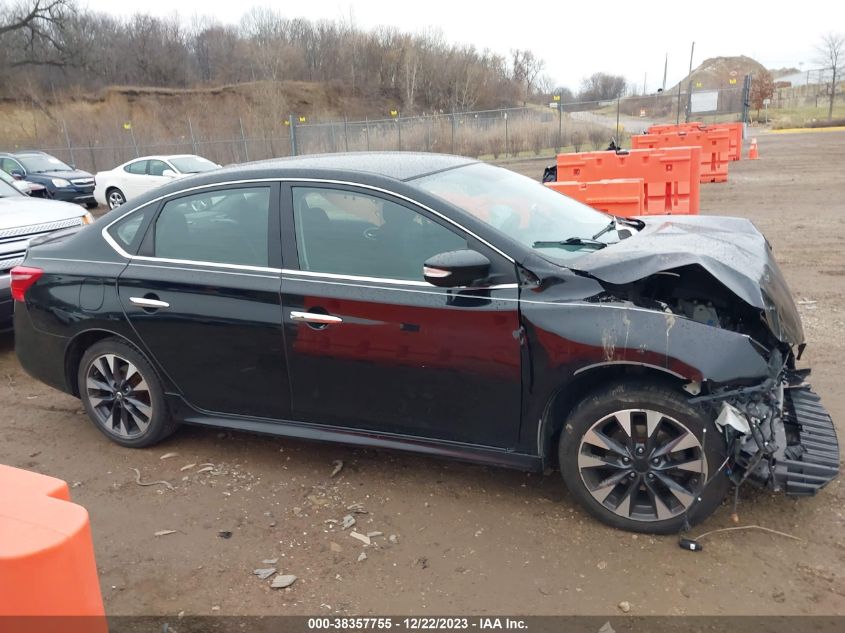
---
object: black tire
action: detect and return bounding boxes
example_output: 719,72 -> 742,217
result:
77,337 -> 178,448
106,187 -> 126,210
559,381 -> 729,534
85,201 -> 98,210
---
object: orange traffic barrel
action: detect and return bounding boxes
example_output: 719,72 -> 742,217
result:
0,465 -> 106,633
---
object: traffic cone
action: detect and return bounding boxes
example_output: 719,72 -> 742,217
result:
748,138 -> 759,160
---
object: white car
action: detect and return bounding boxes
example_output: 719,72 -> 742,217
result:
0,169 -> 45,197
94,155 -> 219,209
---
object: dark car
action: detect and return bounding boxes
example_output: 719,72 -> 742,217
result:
11,152 -> 838,533
0,151 -> 97,208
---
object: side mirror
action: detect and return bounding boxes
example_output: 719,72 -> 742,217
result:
423,250 -> 490,288
162,169 -> 177,178
10,170 -> 24,179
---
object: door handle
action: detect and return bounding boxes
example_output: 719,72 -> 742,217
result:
130,296 -> 170,309
290,311 -> 342,325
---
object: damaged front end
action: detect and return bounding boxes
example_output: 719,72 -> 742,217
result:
690,351 -> 839,496
567,215 -> 840,497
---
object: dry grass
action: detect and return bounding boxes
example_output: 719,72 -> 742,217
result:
0,83 -> 627,171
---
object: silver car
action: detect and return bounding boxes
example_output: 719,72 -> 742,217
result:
0,175 -> 93,331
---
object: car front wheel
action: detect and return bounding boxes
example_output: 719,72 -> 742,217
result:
106,187 -> 126,209
78,338 -> 177,448
559,382 -> 729,534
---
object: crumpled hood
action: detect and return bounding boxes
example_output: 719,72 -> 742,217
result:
572,215 -> 804,345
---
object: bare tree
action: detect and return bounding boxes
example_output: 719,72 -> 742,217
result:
0,0 -> 75,67
815,32 -> 844,120
579,72 -> 627,102
511,49 -> 545,105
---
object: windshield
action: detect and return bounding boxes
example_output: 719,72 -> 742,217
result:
17,154 -> 72,173
0,172 -> 24,198
413,163 -> 618,262
169,156 -> 218,174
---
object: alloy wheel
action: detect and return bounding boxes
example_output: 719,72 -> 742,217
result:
85,353 -> 153,439
108,190 -> 125,209
577,409 -> 707,522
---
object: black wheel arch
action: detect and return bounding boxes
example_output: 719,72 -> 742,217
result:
538,362 -> 689,470
64,328 -> 168,397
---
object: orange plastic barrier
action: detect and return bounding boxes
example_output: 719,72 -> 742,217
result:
632,129 -> 730,183
0,465 -> 106,632
546,179 -> 644,217
555,147 -> 700,215
647,122 -> 743,162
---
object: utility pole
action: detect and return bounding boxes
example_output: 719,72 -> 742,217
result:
187,117 -> 198,154
288,114 -> 298,156
662,53 -> 668,92
62,120 -> 75,168
239,117 -> 250,162
643,72 -> 647,95
616,98 -> 621,143
685,41 -> 696,123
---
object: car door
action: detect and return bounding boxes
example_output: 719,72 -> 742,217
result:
115,183 -> 290,420
120,160 -> 149,199
145,159 -> 175,193
280,183 -> 523,448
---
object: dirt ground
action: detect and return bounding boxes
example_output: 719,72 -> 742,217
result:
1,130 -> 843,617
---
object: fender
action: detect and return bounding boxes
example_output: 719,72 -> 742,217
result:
518,299 -> 773,460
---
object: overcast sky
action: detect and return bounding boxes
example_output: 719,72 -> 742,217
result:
82,0 -> 844,90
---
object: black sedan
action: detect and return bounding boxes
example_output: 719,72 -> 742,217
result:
12,153 -> 838,533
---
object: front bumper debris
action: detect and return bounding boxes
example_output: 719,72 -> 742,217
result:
694,367 -> 839,496
776,386 -> 840,495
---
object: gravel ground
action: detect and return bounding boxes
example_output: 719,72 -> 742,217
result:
1,130 -> 843,616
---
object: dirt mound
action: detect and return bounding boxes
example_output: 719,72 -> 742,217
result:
672,55 -> 767,90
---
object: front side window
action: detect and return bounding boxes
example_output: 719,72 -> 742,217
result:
147,160 -> 169,176
413,162 -> 617,263
124,161 -> 148,175
154,187 -> 270,267
293,187 -> 466,281
1,158 -> 23,174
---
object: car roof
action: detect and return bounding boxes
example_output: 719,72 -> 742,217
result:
235,152 -> 478,182
126,155 -> 203,162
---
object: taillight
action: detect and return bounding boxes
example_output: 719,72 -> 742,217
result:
10,266 -> 44,302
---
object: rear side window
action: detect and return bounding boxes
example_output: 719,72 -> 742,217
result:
107,207 -> 152,253
153,187 -> 271,267
124,161 -> 148,175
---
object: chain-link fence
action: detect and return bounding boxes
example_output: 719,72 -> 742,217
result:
7,86 -> 751,174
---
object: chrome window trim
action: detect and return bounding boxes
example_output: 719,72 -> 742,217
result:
284,275 -> 520,300
128,262 -> 280,280
30,257 -> 127,266
130,254 -> 281,274
100,177 -> 516,268
281,269 -> 519,291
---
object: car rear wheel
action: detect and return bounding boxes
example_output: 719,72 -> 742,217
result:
559,382 -> 729,534
106,187 -> 126,209
78,338 -> 177,448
